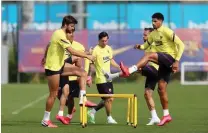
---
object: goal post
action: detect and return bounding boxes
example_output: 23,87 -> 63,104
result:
181,62 -> 208,85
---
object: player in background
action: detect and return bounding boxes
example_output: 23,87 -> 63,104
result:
56,29 -> 97,125
104,28 -> 161,125
135,28 -> 160,125
41,15 -> 95,128
108,12 -> 185,126
87,32 -> 121,124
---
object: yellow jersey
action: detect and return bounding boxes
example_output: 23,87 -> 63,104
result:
67,41 -> 86,81
92,45 -> 113,84
140,25 -> 184,61
144,44 -> 159,70
44,29 -> 71,71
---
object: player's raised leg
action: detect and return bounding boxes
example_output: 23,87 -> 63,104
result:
61,63 -> 88,105
120,53 -> 159,77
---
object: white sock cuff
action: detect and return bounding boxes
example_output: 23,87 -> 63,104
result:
129,65 -> 138,74
107,116 -> 112,119
163,109 -> 169,116
67,114 -> 73,119
43,111 -> 51,121
80,90 -> 86,96
150,109 -> 158,118
45,111 -> 50,114
58,110 -> 64,116
91,108 -> 96,114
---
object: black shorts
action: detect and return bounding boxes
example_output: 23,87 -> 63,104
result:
45,66 -> 64,76
65,57 -> 73,64
96,82 -> 114,99
68,80 -> 80,98
157,52 -> 175,83
45,57 -> 72,76
142,65 -> 158,77
142,65 -> 158,90
58,79 -> 80,99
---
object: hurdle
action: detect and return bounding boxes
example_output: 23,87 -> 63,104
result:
80,94 -> 138,128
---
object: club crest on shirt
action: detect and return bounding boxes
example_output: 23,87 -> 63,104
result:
155,40 -> 163,46
103,56 -> 110,63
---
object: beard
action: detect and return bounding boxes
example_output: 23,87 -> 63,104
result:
66,29 -> 71,33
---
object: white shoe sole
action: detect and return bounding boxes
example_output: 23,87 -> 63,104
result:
146,119 -> 160,126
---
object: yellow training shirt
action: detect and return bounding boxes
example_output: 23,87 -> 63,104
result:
144,44 -> 159,70
92,45 -> 113,84
44,29 -> 71,71
67,41 -> 86,81
140,25 -> 185,61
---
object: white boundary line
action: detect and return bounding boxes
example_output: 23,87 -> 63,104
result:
12,93 -> 48,115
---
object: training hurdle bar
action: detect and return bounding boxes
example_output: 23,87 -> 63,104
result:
80,94 -> 138,128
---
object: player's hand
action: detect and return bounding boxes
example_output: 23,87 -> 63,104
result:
86,76 -> 92,87
89,47 -> 93,54
85,47 -> 93,55
87,55 -> 95,62
172,60 -> 179,73
134,44 -> 140,49
41,57 -> 46,66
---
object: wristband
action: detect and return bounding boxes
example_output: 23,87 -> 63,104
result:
87,76 -> 92,81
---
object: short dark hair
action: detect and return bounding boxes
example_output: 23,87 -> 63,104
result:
62,15 -> 78,27
144,28 -> 154,32
98,31 -> 109,40
152,12 -> 164,21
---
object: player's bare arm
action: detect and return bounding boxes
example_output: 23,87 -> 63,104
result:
66,46 -> 95,62
110,58 -> 120,70
86,63 -> 94,87
41,43 -> 50,66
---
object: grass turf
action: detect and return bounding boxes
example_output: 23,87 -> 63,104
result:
1,81 -> 208,133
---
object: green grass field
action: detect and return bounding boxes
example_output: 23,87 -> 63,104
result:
2,81 -> 208,133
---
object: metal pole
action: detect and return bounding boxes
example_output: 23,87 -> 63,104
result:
118,2 -> 120,30
76,1 -> 84,30
17,2 -> 21,83
117,2 -> 121,47
46,1 -> 50,31
181,2 -> 184,28
168,1 -> 171,28
125,2 -> 128,29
